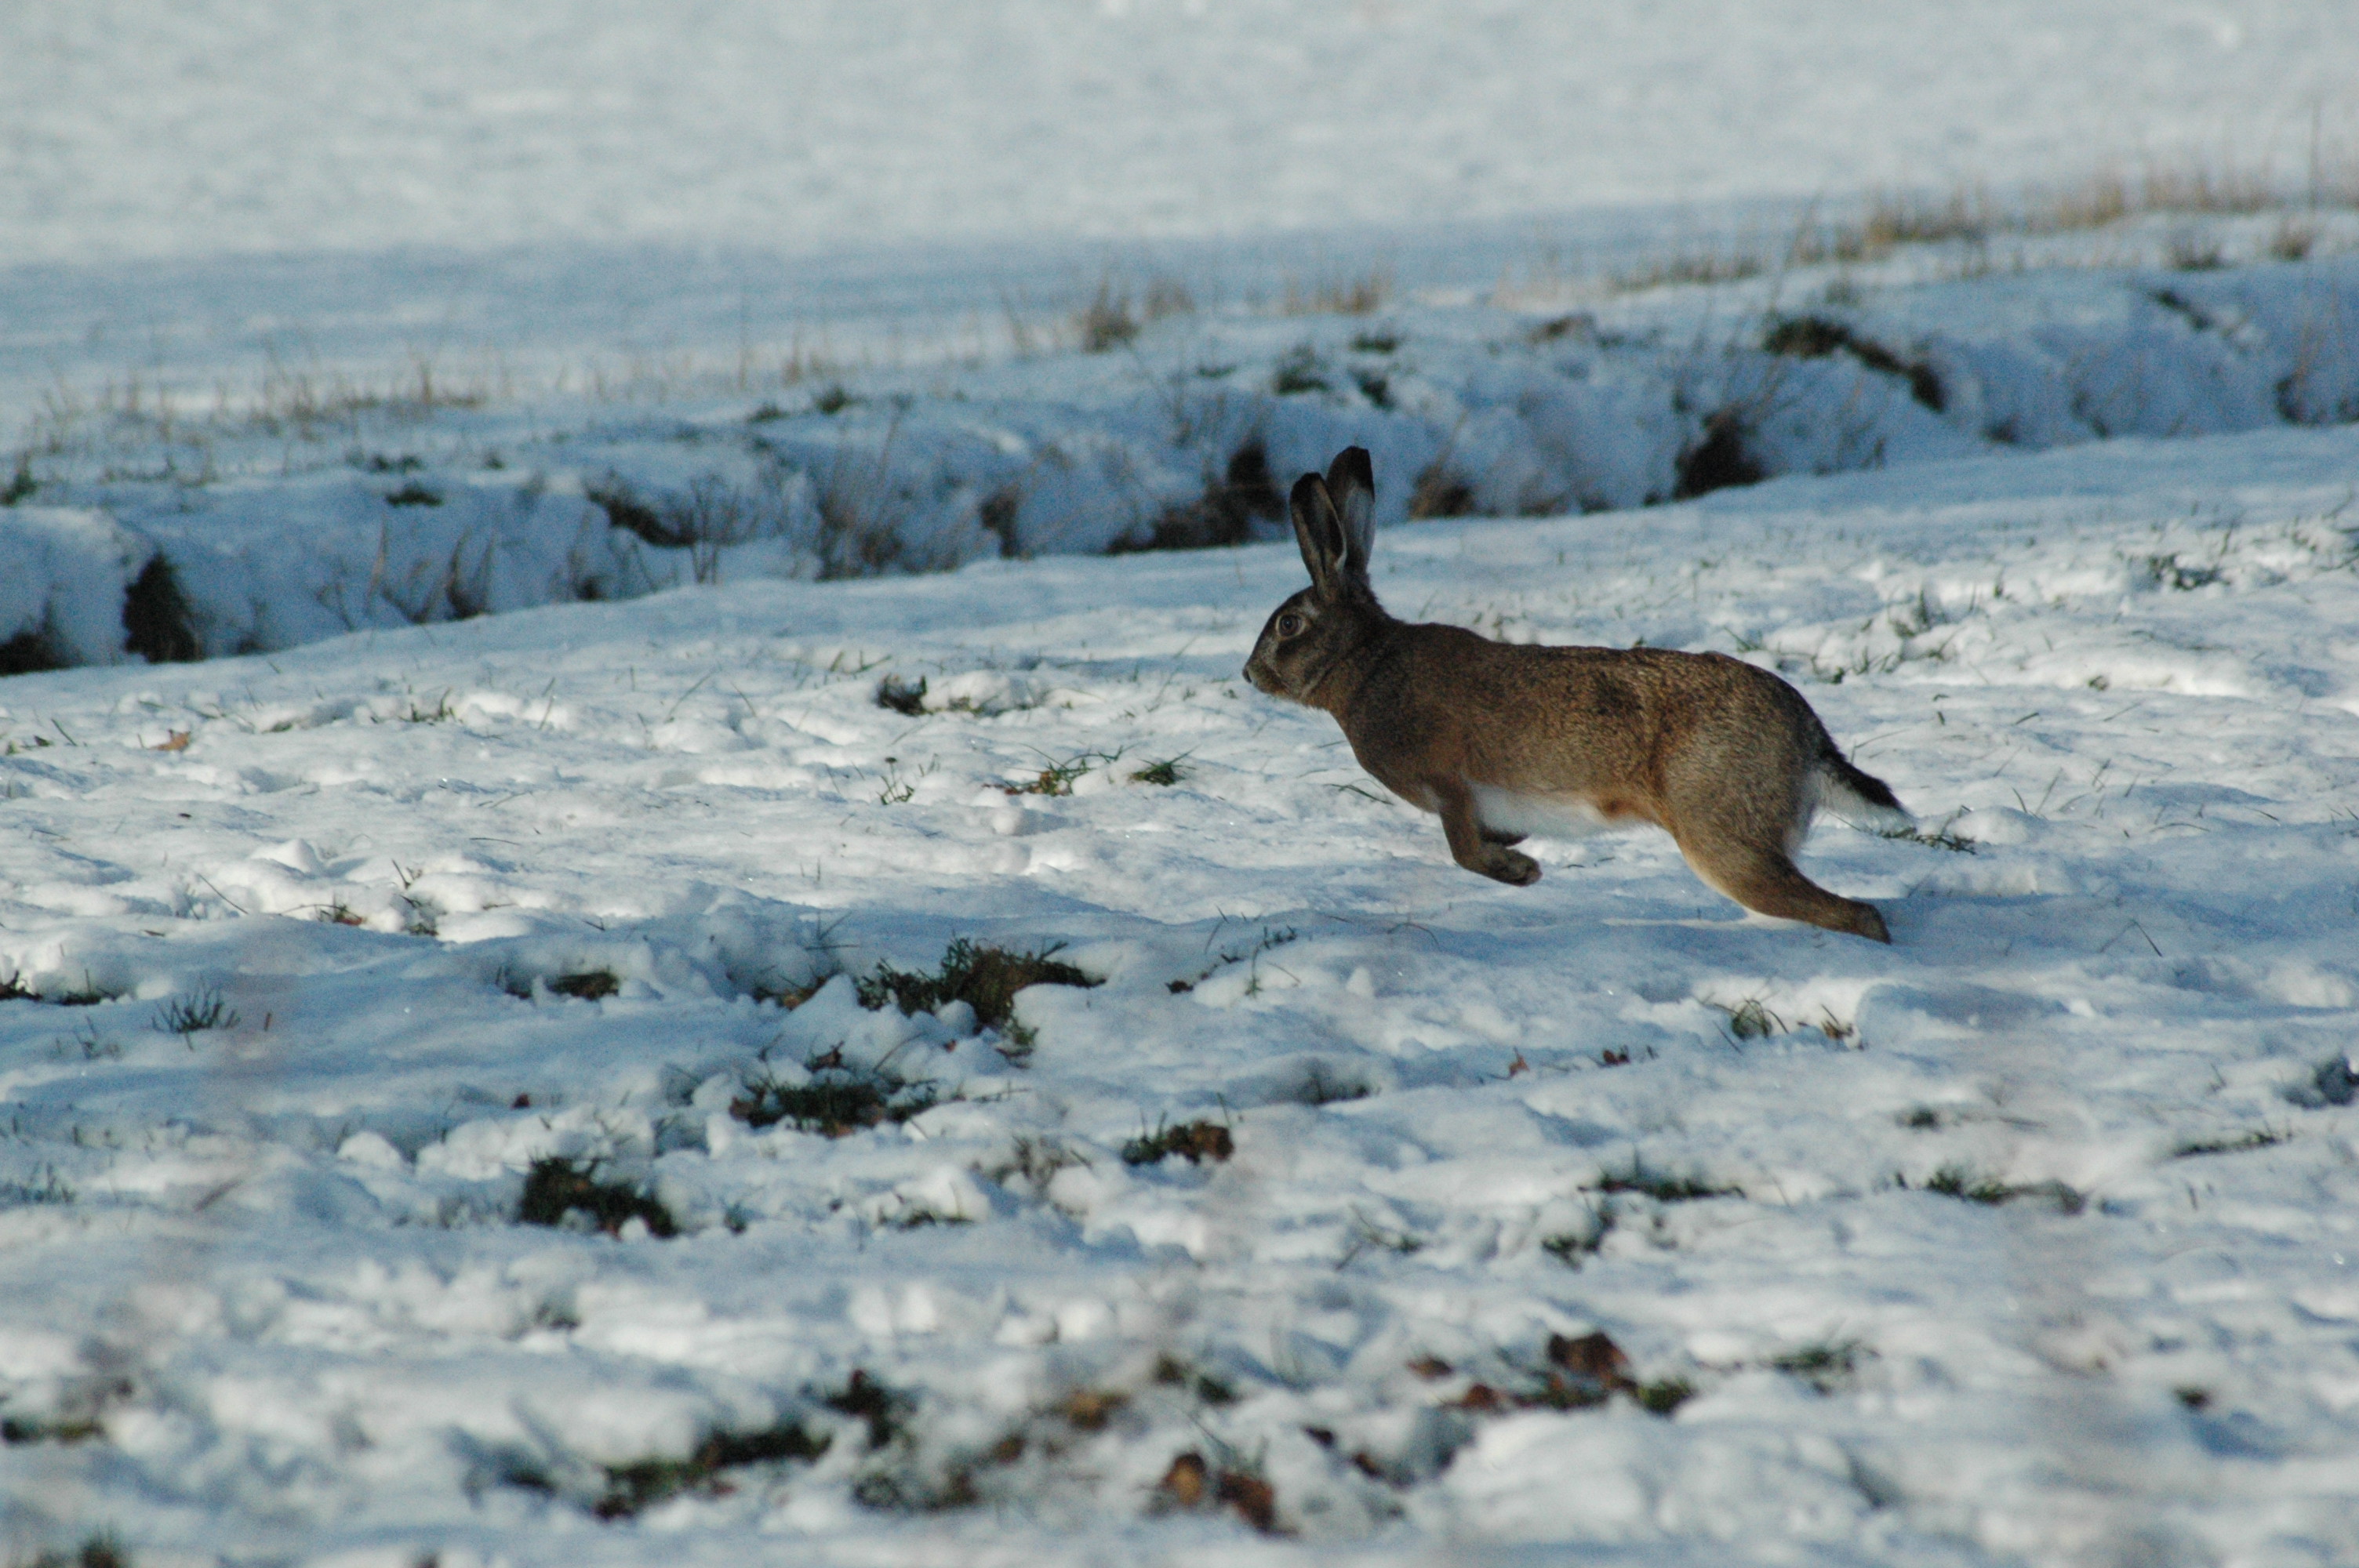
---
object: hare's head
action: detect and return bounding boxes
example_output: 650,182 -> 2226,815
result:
1244,447 -> 1383,706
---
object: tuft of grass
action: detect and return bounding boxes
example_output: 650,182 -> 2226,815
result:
1,453 -> 37,506
1406,462 -> 1476,520
314,899 -> 366,927
1710,997 -> 1786,1040
383,480 -> 443,507
1000,750 -> 1112,797
2,1413 -> 107,1445
825,1369 -> 911,1451
1114,438 -> 1286,553
1128,755 -> 1189,786
591,1420 -> 831,1519
730,1051 -> 940,1138
1350,328 -> 1401,354
1770,1338 -> 1870,1393
856,938 -> 1098,1033
1761,314 -> 1944,412
0,971 -> 35,1002
23,1533 -> 129,1568
1674,410 -> 1764,499
1270,344 -> 1331,396
874,673 -> 929,715
1121,1118 -> 1234,1167
2173,1127 -> 2290,1158
1150,1353 -> 1237,1406
547,970 -> 620,1000
45,972 -> 118,1007
153,989 -> 239,1036
517,1156 -> 677,1238
1168,925 -> 1297,994
122,554 -> 202,664
1593,1155 -> 1740,1203
1076,279 -> 1140,353
1880,822 -> 1978,853
1915,1166 -> 2085,1214
1280,266 -> 1390,317
1540,1206 -> 1616,1268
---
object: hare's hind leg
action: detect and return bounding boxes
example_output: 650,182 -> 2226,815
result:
1677,834 -> 1890,942
1435,780 -> 1540,885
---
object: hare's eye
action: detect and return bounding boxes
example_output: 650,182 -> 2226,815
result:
1278,612 -> 1304,636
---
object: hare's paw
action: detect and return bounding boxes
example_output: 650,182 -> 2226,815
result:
1483,847 -> 1542,886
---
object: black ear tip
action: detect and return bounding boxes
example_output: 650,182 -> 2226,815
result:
1289,472 -> 1330,512
1337,446 -> 1373,483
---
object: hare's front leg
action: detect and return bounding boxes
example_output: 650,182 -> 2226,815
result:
1434,780 -> 1540,885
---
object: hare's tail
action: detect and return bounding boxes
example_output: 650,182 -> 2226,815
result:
1816,740 -> 1910,829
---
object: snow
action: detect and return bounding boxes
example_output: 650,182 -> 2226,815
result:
7,4 -> 2359,1563
5,416 -> 2359,1563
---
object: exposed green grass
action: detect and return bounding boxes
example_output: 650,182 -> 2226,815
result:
516,1156 -> 677,1237
591,1420 -> 831,1519
1593,1156 -> 1741,1202
1770,1338 -> 1871,1393
2173,1127 -> 2291,1158
730,1052 -> 940,1138
547,970 -> 620,1000
153,989 -> 239,1036
856,938 -> 1098,1033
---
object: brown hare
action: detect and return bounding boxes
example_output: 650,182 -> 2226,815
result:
1243,447 -> 1905,942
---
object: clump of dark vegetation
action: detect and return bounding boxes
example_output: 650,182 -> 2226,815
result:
1674,411 -> 1763,499
2144,552 -> 2225,591
874,673 -> 929,715
1406,462 -> 1476,520
1350,328 -> 1401,354
591,1418 -> 831,1519
1909,1164 -> 2085,1213
0,971 -> 36,1002
1114,438 -> 1287,552
547,970 -> 620,1000
1128,755 -> 1188,786
516,1156 -> 678,1237
42,971 -> 119,1007
122,555 -> 202,665
0,622 -> 66,677
1762,315 -> 1944,412
1770,1338 -> 1872,1393
1710,996 -> 1786,1040
1540,1205 -> 1616,1267
1121,1118 -> 1234,1167
1151,1352 -> 1237,1406
1167,924 -> 1296,993
383,480 -> 443,507
1077,280 -> 1140,353
1592,1154 -> 1740,1202
21,1534 -> 129,1568
153,988 -> 238,1036
1270,344 -> 1331,396
1,453 -> 38,506
729,1048 -> 941,1138
2,1411 -> 106,1445
1441,1330 -> 1695,1423
827,1369 -> 914,1451
856,938 -> 1099,1033
1880,821 -> 1978,853
2173,1127 -> 2290,1158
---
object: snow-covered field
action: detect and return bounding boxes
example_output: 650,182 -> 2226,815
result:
6,417 -> 2359,1564
9,4 -> 2359,1565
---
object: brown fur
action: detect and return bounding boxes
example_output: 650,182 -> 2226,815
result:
1243,447 -> 1899,942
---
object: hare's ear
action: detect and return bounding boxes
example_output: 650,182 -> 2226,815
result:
1289,472 -> 1348,599
1324,445 -> 1376,583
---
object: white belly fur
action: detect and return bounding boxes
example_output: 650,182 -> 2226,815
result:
1468,784 -> 1619,840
